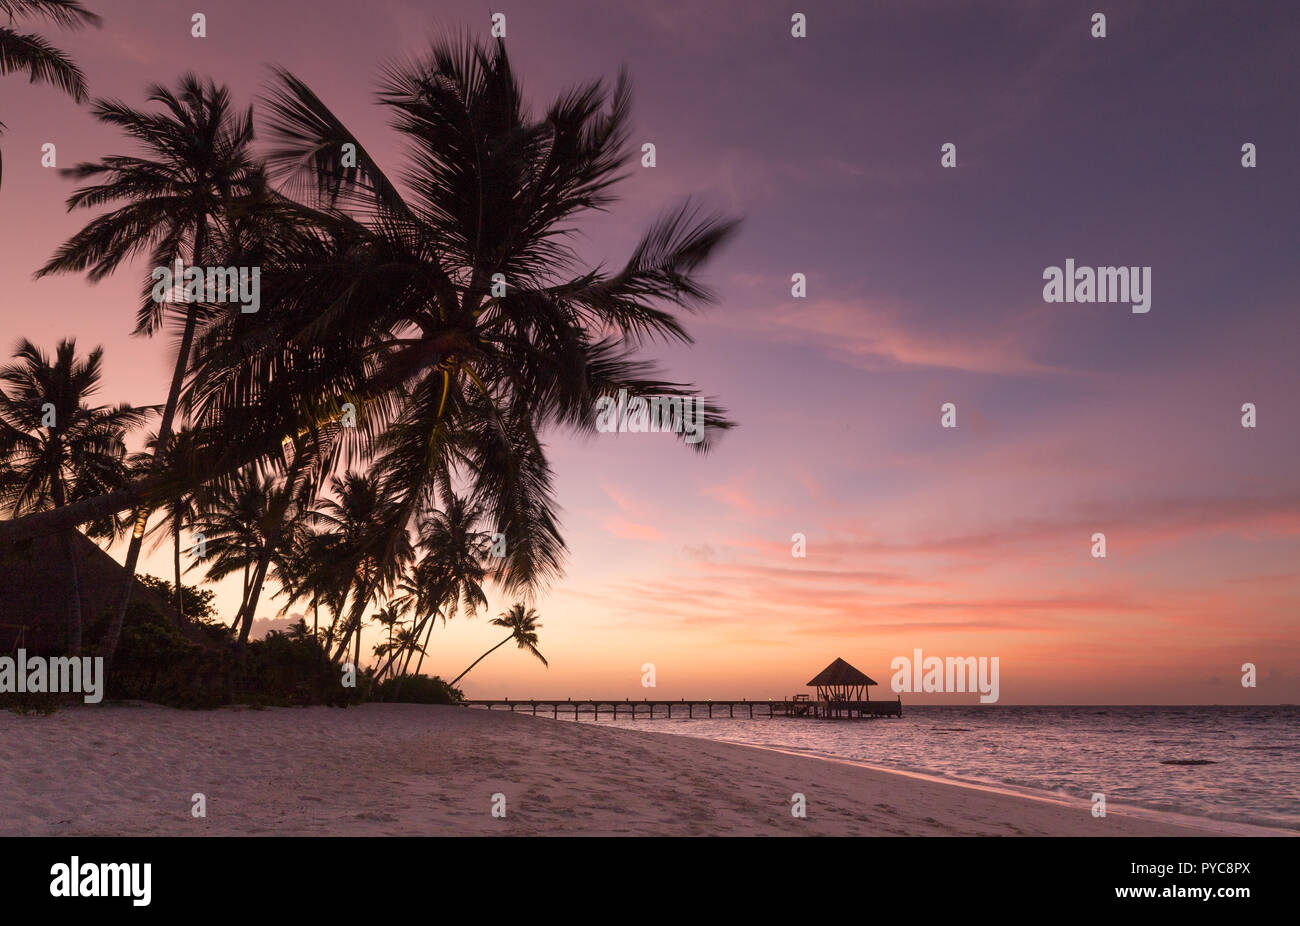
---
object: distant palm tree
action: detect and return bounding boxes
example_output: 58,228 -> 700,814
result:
0,0 -> 101,186
310,472 -> 413,668
188,468 -> 271,624
369,601 -> 409,680
37,74 -> 262,661
190,460 -> 308,643
0,339 -> 147,652
378,493 -> 491,679
450,604 -> 547,688
140,425 -> 201,620
272,526 -> 342,651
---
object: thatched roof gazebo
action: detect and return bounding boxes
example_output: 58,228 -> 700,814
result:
807,657 -> 878,702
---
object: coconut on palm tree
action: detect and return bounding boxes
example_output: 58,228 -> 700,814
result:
0,338 -> 148,652
450,604 -> 548,688
0,0 -> 101,185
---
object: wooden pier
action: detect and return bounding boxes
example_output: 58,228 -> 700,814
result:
459,696 -> 902,720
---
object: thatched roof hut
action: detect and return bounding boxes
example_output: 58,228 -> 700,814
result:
806,657 -> 878,702
0,531 -> 179,653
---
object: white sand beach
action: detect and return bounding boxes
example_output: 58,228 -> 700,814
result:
0,702 -> 1259,836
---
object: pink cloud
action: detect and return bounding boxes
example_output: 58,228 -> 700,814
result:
602,517 -> 663,541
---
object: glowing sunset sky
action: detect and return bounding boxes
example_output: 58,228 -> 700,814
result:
2,0 -> 1297,702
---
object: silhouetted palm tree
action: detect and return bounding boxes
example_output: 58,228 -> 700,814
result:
186,35 -> 737,597
190,458 -> 310,643
139,425 -> 202,619
309,471 -> 413,668
379,493 -> 491,679
0,37 -> 738,612
188,467 -> 273,625
0,338 -> 147,651
450,604 -> 547,687
36,74 -> 262,660
369,601 -> 409,680
0,0 -> 100,185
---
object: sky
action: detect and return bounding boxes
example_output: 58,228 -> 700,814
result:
2,0 -> 1297,703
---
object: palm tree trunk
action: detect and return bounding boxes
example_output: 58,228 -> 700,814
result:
56,530 -> 83,655
173,509 -> 185,621
413,613 -> 437,676
330,611 -> 355,663
0,480 -> 149,548
48,481 -> 82,655
450,634 -> 512,687
375,612 -> 422,680
103,225 -> 209,666
236,538 -> 276,644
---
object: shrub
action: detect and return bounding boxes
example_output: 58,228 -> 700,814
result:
373,673 -> 464,704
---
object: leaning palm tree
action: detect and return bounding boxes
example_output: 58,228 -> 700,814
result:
0,0 -> 101,186
36,74 -> 262,660
184,35 -> 737,600
2,37 -> 738,614
449,604 -> 547,687
0,338 -> 147,652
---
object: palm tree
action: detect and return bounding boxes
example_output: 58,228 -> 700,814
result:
0,339 -> 147,652
139,425 -> 201,620
309,471 -> 413,668
36,73 -> 261,661
1,37 -> 738,613
189,461 -> 308,643
450,604 -> 547,688
185,36 -> 737,596
281,525 -> 352,651
187,467 -> 273,627
376,493 -> 491,679
0,0 -> 101,186
369,601 -> 409,680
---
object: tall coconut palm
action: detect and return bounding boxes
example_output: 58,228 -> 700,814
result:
0,0 -> 101,186
450,604 -> 547,688
36,74 -> 262,661
0,338 -> 147,652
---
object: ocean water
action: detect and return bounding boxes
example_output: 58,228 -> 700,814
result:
585,705 -> 1300,831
